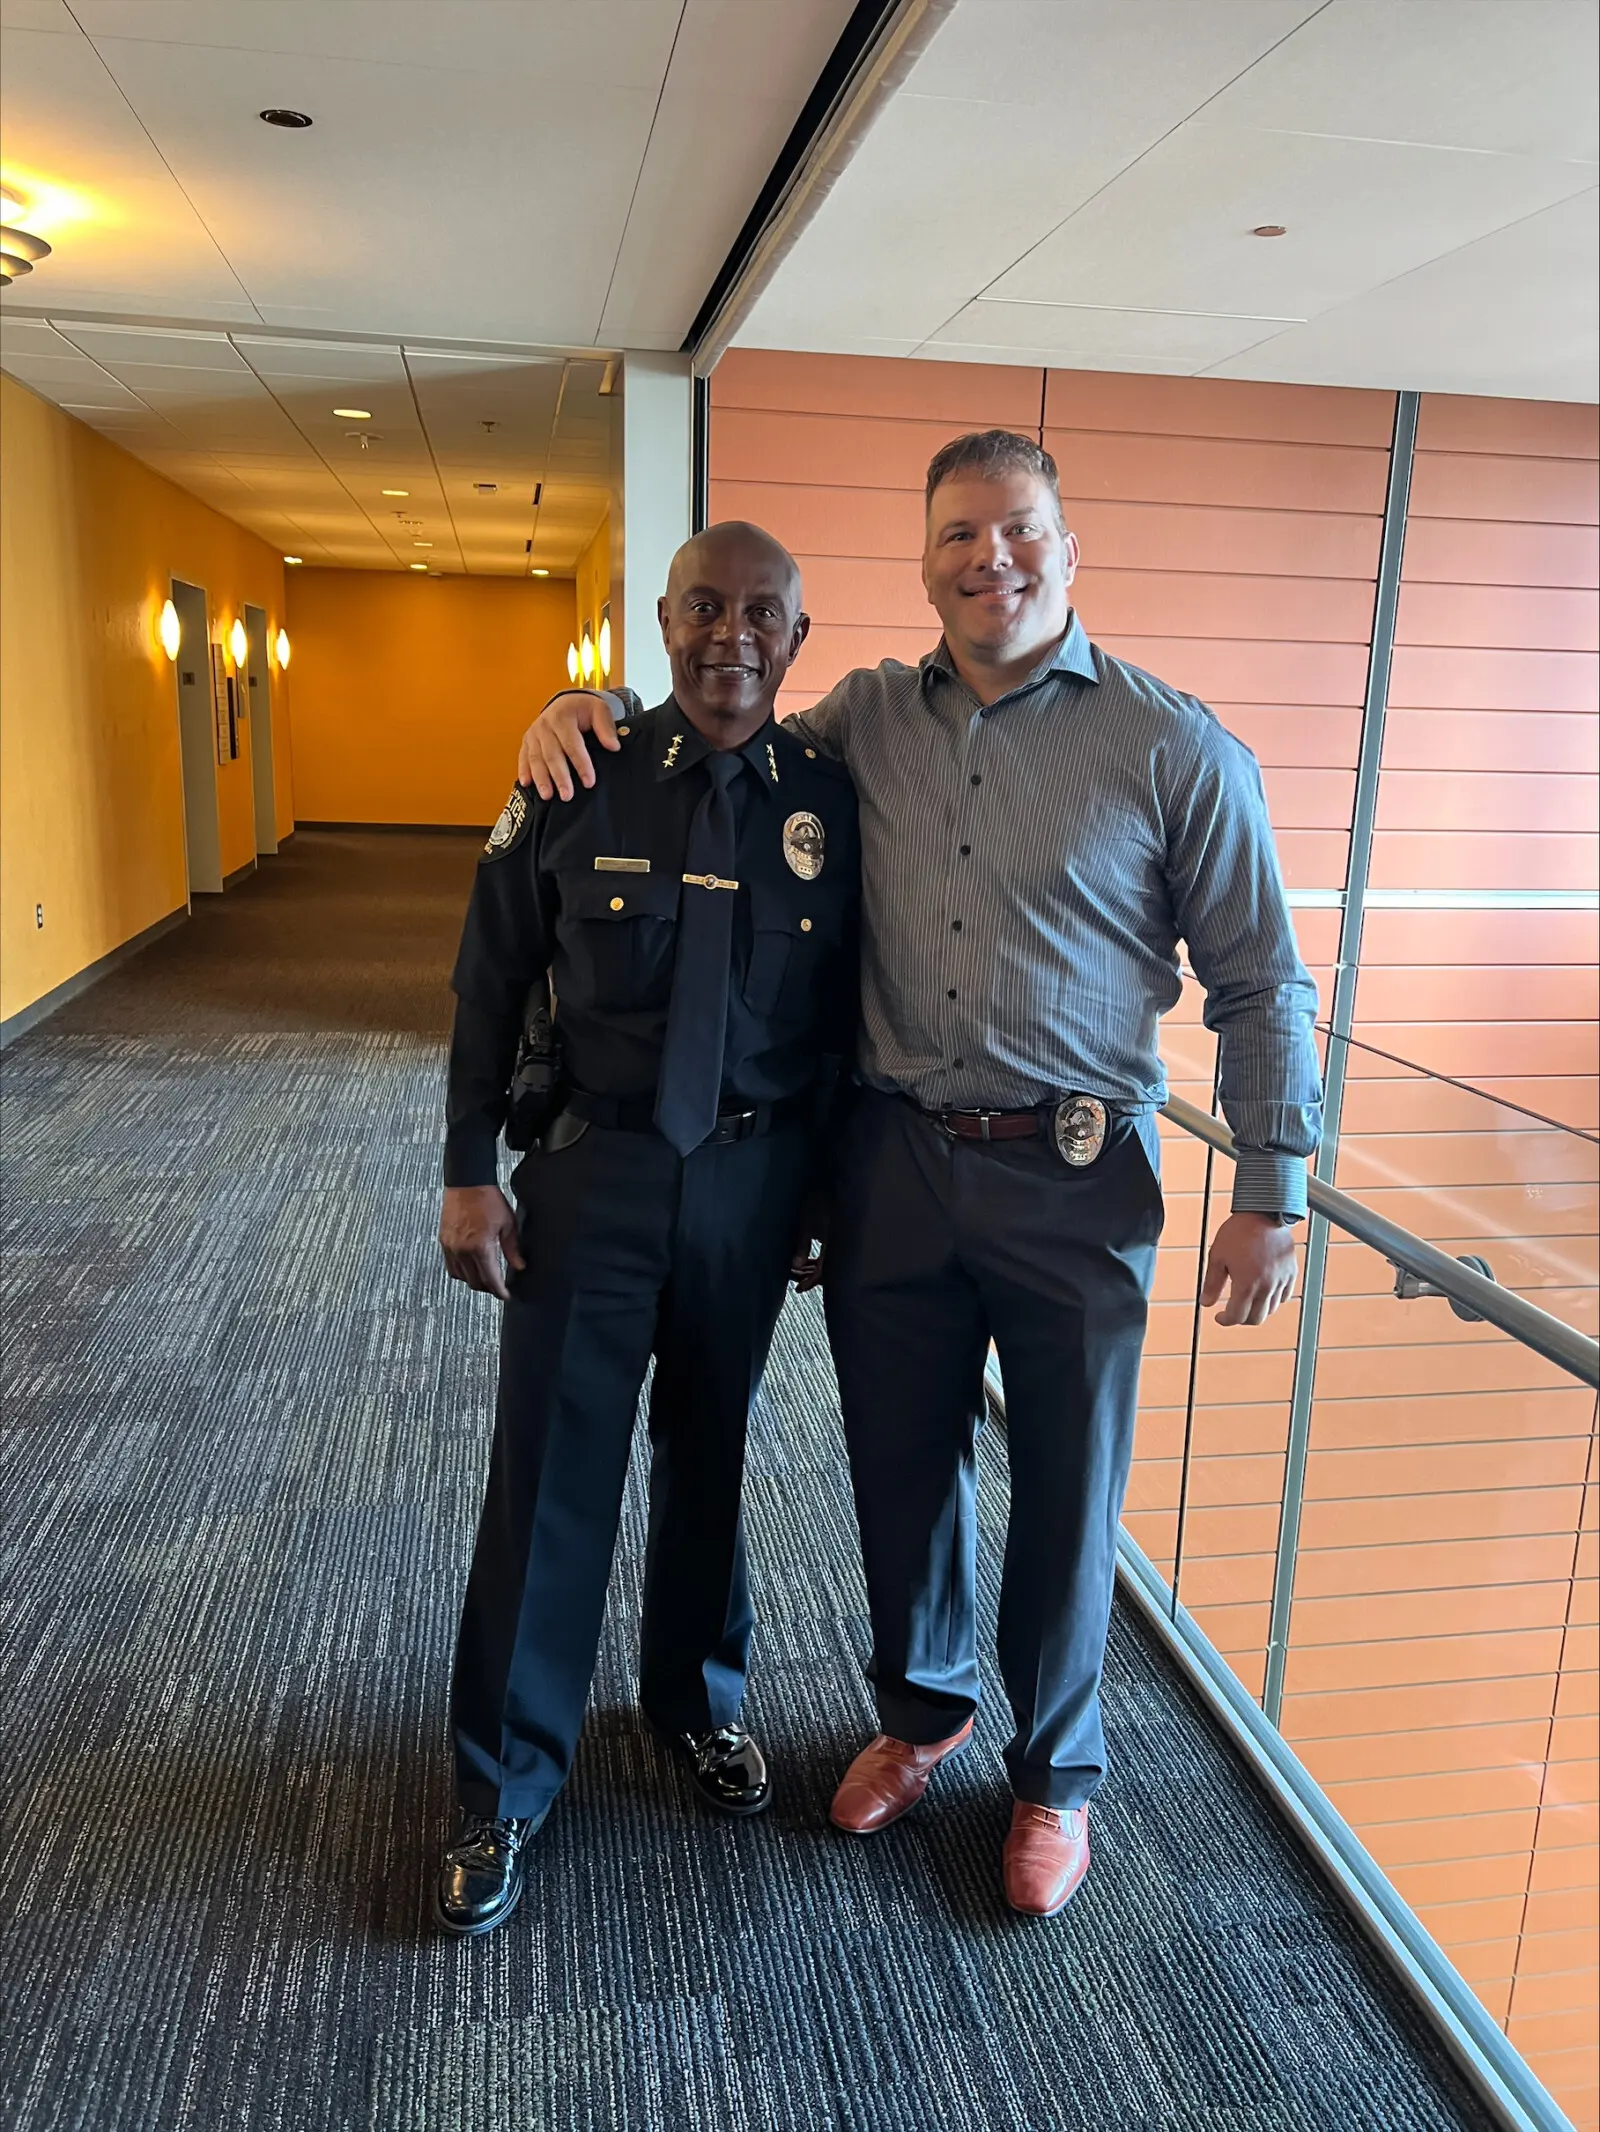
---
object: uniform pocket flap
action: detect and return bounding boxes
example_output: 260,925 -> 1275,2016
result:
748,881 -> 845,941
562,869 -> 681,921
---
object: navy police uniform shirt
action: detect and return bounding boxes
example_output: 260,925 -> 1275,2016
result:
445,697 -> 861,1186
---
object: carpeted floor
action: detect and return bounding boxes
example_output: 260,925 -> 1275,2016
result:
1,832 -> 1489,2131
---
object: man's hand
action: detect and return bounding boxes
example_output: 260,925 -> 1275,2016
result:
517,691 -> 621,800
790,1201 -> 828,1293
1201,1212 -> 1299,1328
440,1184 -> 526,1301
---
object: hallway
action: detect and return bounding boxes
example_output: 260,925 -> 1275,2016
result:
1,834 -> 1492,2132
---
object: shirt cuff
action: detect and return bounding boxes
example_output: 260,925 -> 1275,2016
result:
1231,1151 -> 1308,1220
443,1128 -> 501,1188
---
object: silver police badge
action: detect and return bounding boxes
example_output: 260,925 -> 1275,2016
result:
783,810 -> 825,880
1053,1094 -> 1108,1168
484,785 -> 529,858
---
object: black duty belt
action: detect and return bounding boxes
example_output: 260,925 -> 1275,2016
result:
567,1090 -> 812,1144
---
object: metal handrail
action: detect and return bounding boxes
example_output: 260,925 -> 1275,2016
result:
1161,1092 -> 1600,1391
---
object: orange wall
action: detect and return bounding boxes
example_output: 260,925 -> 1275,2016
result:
710,348 -> 1599,2130
0,373 -> 290,1025
283,568 -> 574,826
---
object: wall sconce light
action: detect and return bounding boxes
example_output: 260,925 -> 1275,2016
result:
159,598 -> 182,661
579,626 -> 595,683
598,609 -> 612,682
274,627 -> 291,670
229,617 -> 248,666
566,641 -> 580,684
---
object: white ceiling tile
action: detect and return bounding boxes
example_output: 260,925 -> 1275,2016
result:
986,125 -> 1595,320
1206,188 -> 1600,402
922,302 -> 1281,368
0,317 -> 75,358
53,323 -> 249,369
1204,0 -> 1599,162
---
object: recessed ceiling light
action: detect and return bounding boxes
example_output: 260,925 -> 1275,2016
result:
530,568 -> 550,578
409,562 -> 428,571
381,488 -> 408,497
333,407 -> 371,420
1251,224 -> 1287,237
283,554 -> 303,564
260,109 -> 313,128
412,540 -> 433,548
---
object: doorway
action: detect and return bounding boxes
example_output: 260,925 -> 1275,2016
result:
244,603 -> 277,856
171,579 -> 222,895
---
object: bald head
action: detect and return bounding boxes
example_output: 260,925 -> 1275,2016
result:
657,519 -> 809,743
666,520 -> 801,613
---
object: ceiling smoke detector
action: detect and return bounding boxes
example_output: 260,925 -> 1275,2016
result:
260,109 -> 313,128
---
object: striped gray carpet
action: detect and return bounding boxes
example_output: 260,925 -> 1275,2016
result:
1,834 -> 1488,2132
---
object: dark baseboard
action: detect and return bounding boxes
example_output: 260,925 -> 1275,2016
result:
294,820 -> 490,836
0,906 -> 188,1050
222,859 -> 257,890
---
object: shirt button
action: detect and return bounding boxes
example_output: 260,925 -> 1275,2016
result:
953,1057 -> 964,1070
947,988 -> 957,999
609,896 -> 624,911
959,844 -> 971,857
800,918 -> 813,932
951,919 -> 962,932
970,774 -> 982,787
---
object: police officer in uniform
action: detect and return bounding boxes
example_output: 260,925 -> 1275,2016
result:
435,521 -> 858,1937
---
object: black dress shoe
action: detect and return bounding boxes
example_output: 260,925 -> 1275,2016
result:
656,1723 -> 772,1817
432,1811 -> 543,1937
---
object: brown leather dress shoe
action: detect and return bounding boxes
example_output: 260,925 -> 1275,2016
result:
1002,1801 -> 1090,1915
828,1719 -> 974,1834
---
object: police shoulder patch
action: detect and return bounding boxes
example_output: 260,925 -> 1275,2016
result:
484,785 -> 531,859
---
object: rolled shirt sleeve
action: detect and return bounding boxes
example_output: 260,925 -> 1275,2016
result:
1164,722 -> 1323,1218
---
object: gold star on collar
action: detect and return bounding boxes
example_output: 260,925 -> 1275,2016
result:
766,742 -> 779,784
663,733 -> 683,769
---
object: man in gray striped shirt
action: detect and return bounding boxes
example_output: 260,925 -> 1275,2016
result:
520,429 -> 1321,1918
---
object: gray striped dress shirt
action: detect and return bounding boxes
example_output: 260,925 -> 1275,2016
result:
785,613 -> 1322,1217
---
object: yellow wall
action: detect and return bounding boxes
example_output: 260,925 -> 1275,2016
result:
574,512 -> 610,688
284,568 -> 575,825
0,375 -> 290,1025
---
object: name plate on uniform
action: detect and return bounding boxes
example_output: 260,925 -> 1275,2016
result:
593,857 -> 650,873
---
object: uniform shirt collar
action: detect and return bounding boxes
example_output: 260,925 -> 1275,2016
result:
921,608 -> 1099,696
654,696 -> 783,794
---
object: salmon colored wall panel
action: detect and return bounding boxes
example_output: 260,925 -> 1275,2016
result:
1399,516 -> 1600,589
1396,582 -> 1600,653
712,408 -> 982,491
709,478 -> 926,558
1352,965 -> 1600,1026
1061,499 -> 1384,578
1381,708 -> 1600,774
1211,705 -> 1363,768
1374,770 -> 1598,834
1366,832 -> 1598,894
1408,451 -> 1600,526
713,347 -> 1041,426
1074,568 -> 1377,644
1093,635 -> 1370,705
1387,643 -> 1598,714
1357,906 -> 1600,967
1044,429 -> 1391,516
1045,368 -> 1395,448
1415,395 -> 1600,462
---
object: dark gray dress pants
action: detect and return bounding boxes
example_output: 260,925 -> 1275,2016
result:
824,1089 -> 1163,1810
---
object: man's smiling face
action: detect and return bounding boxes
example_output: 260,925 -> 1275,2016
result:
659,523 -> 808,736
921,470 -> 1078,671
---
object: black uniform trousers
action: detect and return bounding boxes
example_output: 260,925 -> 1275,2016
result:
450,1115 -> 814,1819
824,1089 -> 1164,1811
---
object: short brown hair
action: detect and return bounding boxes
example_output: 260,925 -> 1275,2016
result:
924,430 -> 1063,524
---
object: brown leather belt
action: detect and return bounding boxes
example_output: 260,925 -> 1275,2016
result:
924,1106 -> 1045,1143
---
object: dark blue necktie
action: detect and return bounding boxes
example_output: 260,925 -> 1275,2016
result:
655,750 -> 741,1155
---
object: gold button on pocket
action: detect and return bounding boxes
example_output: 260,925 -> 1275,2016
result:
609,896 -> 624,911
800,918 -> 813,932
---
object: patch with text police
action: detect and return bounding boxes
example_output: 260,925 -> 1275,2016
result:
483,785 -> 531,859
782,811 -> 825,880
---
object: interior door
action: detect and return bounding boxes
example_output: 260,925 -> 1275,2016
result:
171,579 -> 222,894
244,603 -> 277,856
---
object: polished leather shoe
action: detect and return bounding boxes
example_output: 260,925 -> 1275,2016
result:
1003,1800 -> 1090,1916
658,1723 -> 772,1816
829,1718 -> 974,1835
433,1811 -> 543,1937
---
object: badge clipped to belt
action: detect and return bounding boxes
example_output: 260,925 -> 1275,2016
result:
1052,1094 -> 1108,1169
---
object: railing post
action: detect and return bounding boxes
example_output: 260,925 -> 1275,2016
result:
1262,389 -> 1421,1723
